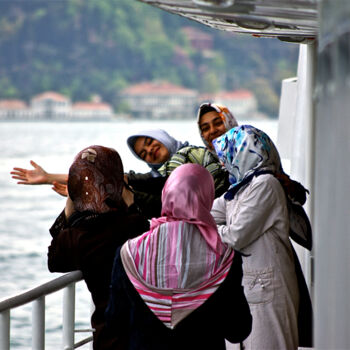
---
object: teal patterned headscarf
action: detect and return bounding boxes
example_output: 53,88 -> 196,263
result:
214,125 -> 313,252
213,125 -> 282,192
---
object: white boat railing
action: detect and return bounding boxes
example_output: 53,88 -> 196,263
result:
0,271 -> 93,350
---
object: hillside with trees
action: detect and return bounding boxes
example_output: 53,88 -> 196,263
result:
0,0 -> 299,117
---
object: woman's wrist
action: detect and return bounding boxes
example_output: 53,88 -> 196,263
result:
47,173 -> 68,185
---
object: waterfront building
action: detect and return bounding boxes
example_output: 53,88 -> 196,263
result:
72,101 -> 114,120
198,89 -> 260,119
121,81 -> 198,119
31,91 -> 72,119
0,99 -> 32,120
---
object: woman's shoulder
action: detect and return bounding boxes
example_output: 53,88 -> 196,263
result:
175,144 -> 206,154
250,173 -> 285,198
174,145 -> 219,164
253,173 -> 280,186
159,145 -> 215,175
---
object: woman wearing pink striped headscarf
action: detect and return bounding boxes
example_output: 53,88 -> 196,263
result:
105,163 -> 252,350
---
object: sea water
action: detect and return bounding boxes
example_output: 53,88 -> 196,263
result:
0,118 -> 277,349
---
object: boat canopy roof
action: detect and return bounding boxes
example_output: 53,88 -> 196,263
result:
137,0 -> 319,42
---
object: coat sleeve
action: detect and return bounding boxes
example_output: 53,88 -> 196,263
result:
47,210 -> 87,272
127,171 -> 166,193
47,209 -> 150,273
217,176 -> 282,251
133,190 -> 162,219
127,171 -> 166,219
49,210 -> 67,238
211,195 -> 227,225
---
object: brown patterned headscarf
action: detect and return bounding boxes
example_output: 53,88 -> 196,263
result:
68,145 -> 125,213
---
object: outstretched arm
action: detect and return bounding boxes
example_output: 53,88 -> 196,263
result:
11,160 -> 68,185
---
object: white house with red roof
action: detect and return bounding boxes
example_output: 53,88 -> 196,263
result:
0,99 -> 32,119
199,89 -> 259,119
72,101 -> 114,120
121,81 -> 198,119
0,92 -> 115,120
30,91 -> 72,119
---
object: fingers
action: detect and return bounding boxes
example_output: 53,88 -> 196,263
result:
30,160 -> 40,169
52,181 -> 68,197
11,174 -> 28,181
11,167 -> 27,174
11,167 -> 29,184
52,187 -> 68,197
11,160 -> 37,174
11,175 -> 30,184
10,172 -> 25,178
53,181 -> 67,189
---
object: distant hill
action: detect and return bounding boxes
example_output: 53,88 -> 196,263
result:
0,0 -> 299,117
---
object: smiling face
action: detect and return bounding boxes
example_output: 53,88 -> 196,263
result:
133,136 -> 170,164
199,111 -> 227,150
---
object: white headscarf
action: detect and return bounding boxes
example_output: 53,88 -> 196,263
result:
127,129 -> 187,174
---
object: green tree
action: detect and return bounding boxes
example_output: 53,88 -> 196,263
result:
0,0 -> 299,118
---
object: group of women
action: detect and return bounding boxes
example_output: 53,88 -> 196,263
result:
11,103 -> 313,350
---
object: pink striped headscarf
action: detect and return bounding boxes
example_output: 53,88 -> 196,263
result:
121,164 -> 234,328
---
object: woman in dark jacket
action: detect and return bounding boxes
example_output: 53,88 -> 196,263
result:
47,145 -> 150,350
106,163 -> 252,350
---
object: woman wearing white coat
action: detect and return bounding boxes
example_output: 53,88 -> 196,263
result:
211,125 -> 300,350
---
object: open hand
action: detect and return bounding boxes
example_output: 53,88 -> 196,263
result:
52,181 -> 68,197
11,160 -> 48,185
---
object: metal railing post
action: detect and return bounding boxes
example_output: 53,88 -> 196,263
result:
63,283 -> 76,350
32,296 -> 45,350
0,271 -> 90,349
0,310 -> 10,350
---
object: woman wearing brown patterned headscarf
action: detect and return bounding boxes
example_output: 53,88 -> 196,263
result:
197,102 -> 238,152
47,145 -> 149,350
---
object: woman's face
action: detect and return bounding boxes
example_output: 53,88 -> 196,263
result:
199,111 -> 227,150
134,136 -> 170,164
